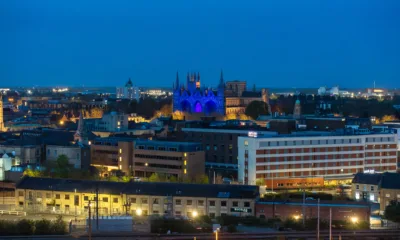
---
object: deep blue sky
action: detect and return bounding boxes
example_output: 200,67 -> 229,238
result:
1,0 -> 399,88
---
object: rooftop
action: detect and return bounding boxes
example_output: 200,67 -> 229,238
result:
352,173 -> 382,185
16,177 -> 259,199
379,172 -> 400,190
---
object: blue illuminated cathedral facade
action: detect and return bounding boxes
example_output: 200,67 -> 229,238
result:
173,71 -> 225,115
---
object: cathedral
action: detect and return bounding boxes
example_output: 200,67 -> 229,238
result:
172,71 -> 225,115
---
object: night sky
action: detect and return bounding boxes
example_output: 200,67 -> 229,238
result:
1,0 -> 399,88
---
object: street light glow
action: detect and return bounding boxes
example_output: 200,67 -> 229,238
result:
351,217 -> 358,224
136,209 -> 142,216
294,215 -> 300,220
192,211 -> 198,218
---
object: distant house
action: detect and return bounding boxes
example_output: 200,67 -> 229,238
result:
351,172 -> 382,203
379,172 -> 400,212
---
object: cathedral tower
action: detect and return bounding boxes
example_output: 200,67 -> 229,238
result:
0,94 -> 4,132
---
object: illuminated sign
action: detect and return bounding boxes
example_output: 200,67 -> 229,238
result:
248,131 -> 258,138
230,207 -> 252,213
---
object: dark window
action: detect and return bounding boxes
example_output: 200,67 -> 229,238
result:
84,196 -> 89,201
55,194 -> 60,199
65,194 -> 70,200
232,201 -> 238,207
103,197 -> 108,202
244,202 -> 250,207
221,201 -> 227,207
198,200 -> 204,206
141,198 -> 148,204
175,199 -> 182,205
187,200 -> 192,205
130,198 -> 136,203
209,201 -> 215,206
113,198 -> 118,203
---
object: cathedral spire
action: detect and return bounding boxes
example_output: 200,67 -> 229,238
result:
219,69 -> 224,86
175,71 -> 179,90
197,72 -> 200,82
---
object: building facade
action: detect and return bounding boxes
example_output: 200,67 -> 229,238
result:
45,145 -> 90,170
84,112 -> 129,132
256,200 -> 370,222
132,140 -> 204,180
351,173 -> 382,202
90,138 -> 205,180
172,71 -> 225,115
378,172 -> 400,212
116,78 -> 140,102
238,133 -> 398,188
177,127 -> 277,178
15,177 -> 258,218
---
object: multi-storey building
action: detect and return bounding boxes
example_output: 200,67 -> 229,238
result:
132,139 -> 204,179
177,125 -> 277,178
84,112 -> 129,132
45,145 -> 90,170
238,133 -> 398,188
90,137 -> 135,173
116,78 -> 140,102
16,177 -> 258,218
90,138 -> 205,180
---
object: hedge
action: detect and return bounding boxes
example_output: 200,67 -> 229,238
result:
0,216 -> 67,236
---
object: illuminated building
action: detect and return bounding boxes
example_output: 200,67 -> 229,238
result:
172,71 -> 225,115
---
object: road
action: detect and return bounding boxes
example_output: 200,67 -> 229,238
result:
1,230 -> 400,240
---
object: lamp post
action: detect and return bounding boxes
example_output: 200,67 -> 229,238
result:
74,189 -> 77,222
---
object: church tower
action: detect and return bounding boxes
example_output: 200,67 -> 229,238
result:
74,111 -> 88,144
0,94 -> 4,132
293,99 -> 302,119
217,70 -> 226,115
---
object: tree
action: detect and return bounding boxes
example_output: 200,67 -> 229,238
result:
148,173 -> 160,182
23,168 -> 42,177
384,200 -> 400,223
195,175 -> 209,184
245,100 -> 270,120
120,176 -> 131,182
54,155 -> 70,178
255,178 -> 266,186
108,176 -> 119,182
169,176 -> 178,183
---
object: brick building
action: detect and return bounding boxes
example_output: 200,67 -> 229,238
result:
238,133 -> 398,188
256,200 -> 370,222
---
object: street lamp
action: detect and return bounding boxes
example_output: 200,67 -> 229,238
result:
293,215 -> 300,220
192,211 -> 198,218
351,216 -> 358,224
136,208 -> 142,216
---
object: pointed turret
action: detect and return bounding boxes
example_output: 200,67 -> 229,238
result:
74,110 -> 88,144
219,69 -> 224,86
175,71 -> 180,91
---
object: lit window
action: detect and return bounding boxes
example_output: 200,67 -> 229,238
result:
370,195 -> 375,201
385,193 -> 390,198
355,192 -> 360,200
184,160 -> 187,166
119,149 -> 122,154
119,157 -> 122,162
119,165 -> 122,169
184,153 -> 187,157
244,141 -> 248,146
184,169 -> 187,174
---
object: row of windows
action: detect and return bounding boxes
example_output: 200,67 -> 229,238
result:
259,138 -> 362,147
135,162 -> 182,169
256,155 -> 364,162
134,154 -> 183,161
205,144 -> 234,151
136,145 -> 178,151
256,146 -> 364,155
184,133 -> 234,141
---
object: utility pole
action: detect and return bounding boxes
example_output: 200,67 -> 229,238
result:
95,184 -> 99,231
88,200 -> 92,240
317,198 -> 320,240
302,190 -> 305,228
329,207 -> 332,240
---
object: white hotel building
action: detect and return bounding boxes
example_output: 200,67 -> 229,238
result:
238,133 -> 398,188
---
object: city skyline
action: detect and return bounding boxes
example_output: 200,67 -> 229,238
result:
1,0 -> 400,88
